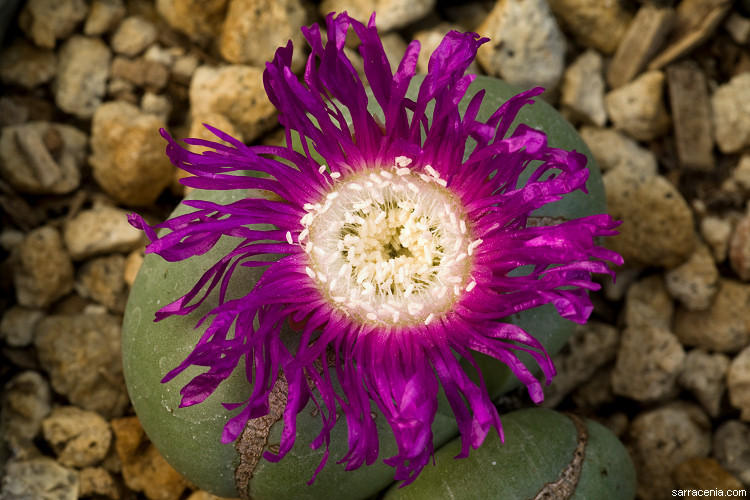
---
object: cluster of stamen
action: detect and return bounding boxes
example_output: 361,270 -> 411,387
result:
289,157 -> 481,327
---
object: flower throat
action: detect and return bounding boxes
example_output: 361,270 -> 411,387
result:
292,157 -> 481,327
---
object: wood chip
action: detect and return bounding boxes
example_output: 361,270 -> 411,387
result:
667,60 -> 715,173
648,0 -> 732,70
607,4 -> 674,89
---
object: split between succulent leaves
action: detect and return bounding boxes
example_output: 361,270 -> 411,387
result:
122,11 -> 634,499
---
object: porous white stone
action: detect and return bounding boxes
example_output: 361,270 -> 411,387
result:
712,72 -> 750,154
560,49 -> 607,127
55,35 -> 111,119
605,70 -> 671,141
476,0 -> 566,91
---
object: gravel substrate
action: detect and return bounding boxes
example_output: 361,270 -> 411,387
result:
2,0 -> 750,499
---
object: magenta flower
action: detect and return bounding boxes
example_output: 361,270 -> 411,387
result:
129,12 -> 622,486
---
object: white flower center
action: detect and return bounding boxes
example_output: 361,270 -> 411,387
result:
294,157 -> 480,327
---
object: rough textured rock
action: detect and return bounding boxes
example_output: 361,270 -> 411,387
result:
111,416 -> 189,500
110,15 -> 157,56
679,349 -> 730,418
612,325 -> 686,402
18,0 -> 88,48
110,56 -> 170,91
141,92 -> 172,123
605,70 -> 672,141
0,39 -> 57,88
189,64 -> 278,144
623,274 -> 674,330
89,101 -> 174,205
604,166 -> 695,268
672,457 -> 744,492
713,420 -> 750,485
712,72 -> 750,154
572,366 -> 615,410
546,0 -> 632,55
579,126 -> 658,174
674,279 -> 750,353
542,321 -> 619,407
476,0 -> 566,91
63,204 -> 144,260
83,0 -> 126,36
220,0 -> 307,71
157,0 -> 227,45
55,35 -> 111,119
75,254 -> 128,313
728,345 -> 750,421
730,212 -> 750,281
629,403 -> 711,500
1,371 -> 52,456
320,0 -> 434,33
78,467 -> 121,499
14,226 -> 74,309
701,215 -> 733,263
665,243 -> 719,310
35,313 -> 129,418
0,306 -> 43,347
559,49 -> 607,127
42,406 -> 112,468
0,457 -> 78,500
0,121 -> 87,195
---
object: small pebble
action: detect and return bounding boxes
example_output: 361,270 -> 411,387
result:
672,457 -> 744,492
674,279 -> 750,353
629,403 -> 711,500
320,0 -> 434,33
75,254 -> 128,313
111,416 -> 190,500
623,274 -> 674,330
605,70 -> 672,141
220,0 -> 307,71
89,101 -> 174,206
0,457 -> 77,500
78,467 -> 121,500
476,0 -> 566,92
0,306 -> 43,347
701,215 -> 733,263
712,72 -> 750,154
1,371 -> 52,456
0,38 -> 57,89
612,325 -> 685,402
42,406 -> 112,468
679,349 -> 729,418
559,49 -> 607,127
55,35 -> 112,119
542,321 -> 619,407
713,420 -> 750,485
14,226 -> 74,309
0,122 -> 86,195
546,0 -> 632,55
189,64 -> 278,144
110,15 -> 157,56
664,243 -> 719,311
603,166 -> 695,269
63,204 -> 144,260
18,0 -> 88,48
579,126 -> 657,174
83,0 -> 126,36
157,0 -> 228,45
35,313 -> 130,418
